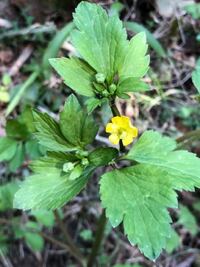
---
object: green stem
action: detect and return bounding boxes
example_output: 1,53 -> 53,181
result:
110,99 -> 125,153
54,210 -> 85,267
110,100 -> 120,116
87,210 -> 107,267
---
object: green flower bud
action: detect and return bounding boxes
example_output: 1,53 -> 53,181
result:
81,158 -> 89,166
69,164 -> 83,180
109,83 -> 117,94
102,90 -> 109,97
63,162 -> 75,173
95,73 -> 106,83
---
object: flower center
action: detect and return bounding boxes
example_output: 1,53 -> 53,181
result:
119,130 -> 127,140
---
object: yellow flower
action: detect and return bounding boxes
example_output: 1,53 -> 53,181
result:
106,116 -> 138,146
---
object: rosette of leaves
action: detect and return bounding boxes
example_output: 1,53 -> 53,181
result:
49,2 -> 149,113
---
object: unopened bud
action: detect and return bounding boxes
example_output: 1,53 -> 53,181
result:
109,83 -> 117,94
95,73 -> 106,83
63,162 -> 74,173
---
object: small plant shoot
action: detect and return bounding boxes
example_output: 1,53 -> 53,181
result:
12,1 -> 200,262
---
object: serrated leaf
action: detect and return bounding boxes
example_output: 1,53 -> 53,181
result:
72,2 -> 128,82
30,152 -> 77,173
125,21 -> 166,58
192,57 -> 200,94
125,131 -> 200,191
0,137 -> 17,161
119,32 -> 150,79
14,167 -> 93,210
89,147 -> 118,167
49,57 -> 95,97
100,162 -> 200,260
59,95 -> 98,147
33,110 -> 75,152
117,77 -> 149,95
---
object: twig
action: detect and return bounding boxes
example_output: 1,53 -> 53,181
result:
8,45 -> 33,76
0,217 -> 83,266
0,22 -> 56,40
87,210 -> 107,267
53,210 -> 85,266
176,129 -> 200,144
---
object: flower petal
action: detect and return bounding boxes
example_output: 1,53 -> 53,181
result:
111,116 -> 122,125
129,126 -> 138,137
122,135 -> 133,146
109,134 -> 120,145
106,123 -> 118,133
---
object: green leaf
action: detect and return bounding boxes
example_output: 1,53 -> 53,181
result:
89,147 -> 118,167
125,131 -> 200,190
72,2 -> 128,82
0,182 -> 19,211
101,131 -> 200,259
25,232 -> 44,252
125,21 -> 166,58
6,119 -> 29,140
59,95 -> 98,147
192,57 -> 200,94
33,110 -> 75,152
31,210 -> 55,227
100,161 -> 200,260
165,229 -> 180,253
49,57 -> 95,97
14,167 -> 93,210
86,98 -> 103,113
117,77 -> 149,95
25,139 -> 42,160
9,142 -> 25,171
119,32 -> 150,79
19,106 -> 36,134
69,164 -> 84,180
0,137 -> 17,161
30,152 -> 77,173
178,205 -> 198,235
